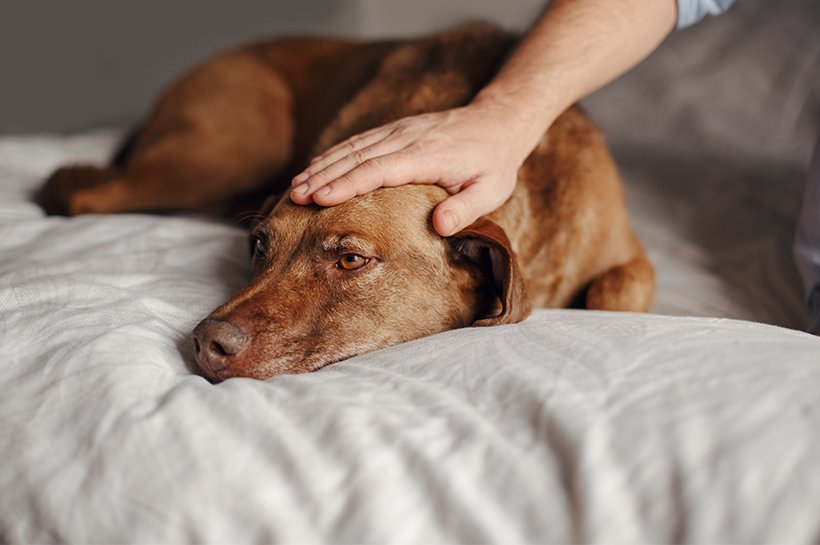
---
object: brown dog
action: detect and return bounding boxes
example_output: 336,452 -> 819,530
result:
41,23 -> 654,381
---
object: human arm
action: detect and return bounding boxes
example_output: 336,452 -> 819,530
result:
290,0 -> 678,236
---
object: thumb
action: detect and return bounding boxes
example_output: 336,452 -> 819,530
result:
432,182 -> 502,237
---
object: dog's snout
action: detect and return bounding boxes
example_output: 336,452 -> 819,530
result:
193,318 -> 249,374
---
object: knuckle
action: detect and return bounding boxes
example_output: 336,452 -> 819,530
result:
366,155 -> 392,174
349,149 -> 367,165
362,155 -> 382,171
391,123 -> 413,137
343,140 -> 359,154
309,170 -> 330,185
304,169 -> 320,182
347,160 -> 385,189
335,173 -> 359,192
405,138 -> 432,154
346,134 -> 370,150
425,132 -> 450,148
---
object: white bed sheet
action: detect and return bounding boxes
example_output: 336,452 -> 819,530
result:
1,130 -> 819,544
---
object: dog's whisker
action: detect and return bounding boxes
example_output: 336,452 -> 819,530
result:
238,211 -> 267,224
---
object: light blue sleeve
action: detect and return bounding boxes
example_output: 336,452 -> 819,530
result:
676,0 -> 738,28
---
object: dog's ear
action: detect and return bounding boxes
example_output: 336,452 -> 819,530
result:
449,218 -> 531,326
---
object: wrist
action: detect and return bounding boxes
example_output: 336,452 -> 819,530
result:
469,87 -> 561,161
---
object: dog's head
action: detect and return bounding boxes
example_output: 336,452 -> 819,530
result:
193,185 -> 530,381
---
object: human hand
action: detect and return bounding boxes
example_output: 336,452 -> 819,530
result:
289,101 -> 534,236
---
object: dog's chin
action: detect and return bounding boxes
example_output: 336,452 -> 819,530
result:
200,349 -> 364,383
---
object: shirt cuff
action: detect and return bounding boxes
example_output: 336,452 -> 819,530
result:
676,0 -> 737,29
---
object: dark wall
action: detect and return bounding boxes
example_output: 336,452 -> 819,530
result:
0,0 -> 542,134
0,0 -> 360,133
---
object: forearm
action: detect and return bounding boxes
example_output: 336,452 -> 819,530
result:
473,0 -> 677,155
292,0 -> 678,235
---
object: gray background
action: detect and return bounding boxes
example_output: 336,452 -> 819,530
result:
0,0 -> 542,134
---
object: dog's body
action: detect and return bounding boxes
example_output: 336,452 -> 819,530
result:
41,23 -> 654,381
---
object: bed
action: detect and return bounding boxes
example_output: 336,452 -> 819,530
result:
2,0 -> 819,543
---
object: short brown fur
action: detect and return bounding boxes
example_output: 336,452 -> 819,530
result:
41,23 -> 654,381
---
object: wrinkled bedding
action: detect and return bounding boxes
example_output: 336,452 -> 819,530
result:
3,0 -> 820,541
1,128 -> 819,545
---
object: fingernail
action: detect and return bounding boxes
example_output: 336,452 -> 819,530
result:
316,186 -> 332,196
293,184 -> 310,194
440,210 -> 455,234
293,172 -> 309,184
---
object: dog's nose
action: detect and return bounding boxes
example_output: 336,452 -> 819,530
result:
192,318 -> 249,374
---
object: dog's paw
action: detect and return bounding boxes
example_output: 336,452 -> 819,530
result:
38,164 -> 119,216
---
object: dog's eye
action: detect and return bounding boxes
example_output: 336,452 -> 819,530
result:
337,254 -> 369,270
249,235 -> 266,259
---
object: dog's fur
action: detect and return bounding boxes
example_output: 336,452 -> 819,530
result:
40,23 -> 654,381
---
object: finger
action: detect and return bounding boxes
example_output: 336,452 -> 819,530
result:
293,127 -> 392,185
289,180 -> 317,204
432,182 -> 506,237
311,153 -> 420,206
298,137 -> 409,196
312,125 -> 388,165
290,141 -> 406,205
